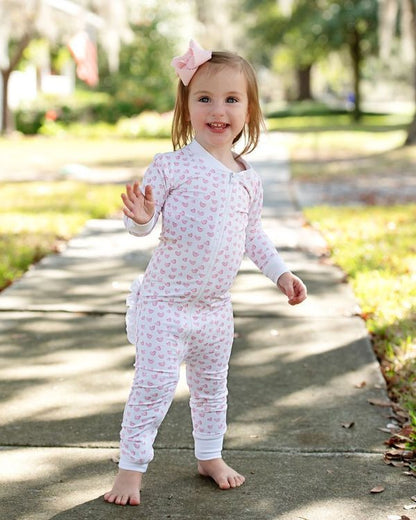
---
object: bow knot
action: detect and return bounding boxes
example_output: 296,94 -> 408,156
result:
171,39 -> 212,86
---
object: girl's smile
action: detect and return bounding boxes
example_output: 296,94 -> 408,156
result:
187,64 -> 250,167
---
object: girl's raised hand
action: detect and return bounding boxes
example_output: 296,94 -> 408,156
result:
121,181 -> 155,225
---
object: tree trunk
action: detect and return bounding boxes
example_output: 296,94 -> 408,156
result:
405,0 -> 416,145
296,65 -> 313,101
349,27 -> 362,122
1,70 -> 11,135
0,32 -> 33,135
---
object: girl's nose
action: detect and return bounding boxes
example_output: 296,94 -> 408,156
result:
210,101 -> 225,117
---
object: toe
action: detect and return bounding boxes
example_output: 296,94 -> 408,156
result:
115,495 -> 125,506
129,493 -> 141,506
219,477 -> 231,490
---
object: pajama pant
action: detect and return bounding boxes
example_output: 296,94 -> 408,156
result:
119,296 -> 234,473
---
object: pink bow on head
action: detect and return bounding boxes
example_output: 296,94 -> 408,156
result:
171,39 -> 212,86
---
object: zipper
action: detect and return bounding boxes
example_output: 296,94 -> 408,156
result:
193,171 -> 233,301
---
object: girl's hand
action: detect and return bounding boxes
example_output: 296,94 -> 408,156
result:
277,272 -> 307,306
121,181 -> 155,225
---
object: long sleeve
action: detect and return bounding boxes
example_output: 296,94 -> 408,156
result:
244,178 -> 289,284
123,154 -> 169,237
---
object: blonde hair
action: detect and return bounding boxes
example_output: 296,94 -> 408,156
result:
171,51 -> 264,156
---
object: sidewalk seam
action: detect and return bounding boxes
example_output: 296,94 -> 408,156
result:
0,444 -> 385,456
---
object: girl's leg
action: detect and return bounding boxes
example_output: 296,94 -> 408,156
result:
186,302 -> 245,489
105,300 -> 185,505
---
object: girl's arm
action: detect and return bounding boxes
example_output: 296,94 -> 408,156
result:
123,155 -> 169,237
245,178 -> 307,305
244,179 -> 289,284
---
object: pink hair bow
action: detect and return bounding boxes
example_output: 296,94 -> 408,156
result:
171,39 -> 212,86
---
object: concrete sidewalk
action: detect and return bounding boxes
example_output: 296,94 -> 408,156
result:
1,133 -> 415,520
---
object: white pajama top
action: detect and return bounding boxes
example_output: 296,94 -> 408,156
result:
124,139 -> 288,302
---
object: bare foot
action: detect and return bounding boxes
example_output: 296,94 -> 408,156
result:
198,458 -> 245,490
104,469 -> 142,506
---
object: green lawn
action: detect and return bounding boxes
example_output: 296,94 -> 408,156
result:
0,136 -> 171,178
0,181 -> 123,290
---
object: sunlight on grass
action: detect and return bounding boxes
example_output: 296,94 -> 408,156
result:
266,112 -> 411,132
0,182 -> 122,290
304,204 -> 416,427
0,136 -> 171,175
288,129 -> 408,168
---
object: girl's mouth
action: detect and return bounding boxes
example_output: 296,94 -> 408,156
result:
208,122 -> 229,130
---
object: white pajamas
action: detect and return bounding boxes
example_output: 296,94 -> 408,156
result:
119,140 -> 288,472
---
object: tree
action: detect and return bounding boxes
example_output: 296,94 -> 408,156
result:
244,0 -> 379,118
379,0 -> 416,144
97,19 -> 177,116
0,0 -> 133,134
317,0 -> 379,121
244,0 -> 325,101
406,0 -> 416,144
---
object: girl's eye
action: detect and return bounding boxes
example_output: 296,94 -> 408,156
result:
198,96 -> 210,103
226,97 -> 238,103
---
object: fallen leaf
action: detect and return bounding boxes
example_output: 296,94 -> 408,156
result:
403,451 -> 416,460
385,448 -> 407,459
355,381 -> 367,388
370,485 -> 385,493
341,422 -> 355,429
378,427 -> 396,434
368,398 -> 392,407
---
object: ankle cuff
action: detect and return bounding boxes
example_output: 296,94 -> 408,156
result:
194,433 -> 223,461
118,457 -> 148,473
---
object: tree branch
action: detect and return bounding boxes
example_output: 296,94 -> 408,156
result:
8,31 -> 33,73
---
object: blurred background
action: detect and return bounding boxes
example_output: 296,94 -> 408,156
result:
0,0 -> 415,140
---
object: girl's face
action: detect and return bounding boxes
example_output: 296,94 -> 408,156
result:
187,64 -> 249,157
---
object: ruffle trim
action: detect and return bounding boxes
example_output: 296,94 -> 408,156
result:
125,274 -> 143,345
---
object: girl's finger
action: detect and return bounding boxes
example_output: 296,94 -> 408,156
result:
133,181 -> 141,197
121,193 -> 134,210
122,207 -> 135,219
144,184 -> 153,202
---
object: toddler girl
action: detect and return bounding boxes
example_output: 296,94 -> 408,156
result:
104,39 -> 307,506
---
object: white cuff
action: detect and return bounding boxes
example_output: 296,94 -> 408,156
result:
194,433 -> 224,461
262,256 -> 289,285
123,214 -> 155,236
118,458 -> 148,473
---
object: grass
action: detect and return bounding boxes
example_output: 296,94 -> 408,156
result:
304,205 -> 416,442
288,129 -> 410,170
266,112 -> 411,133
0,135 -> 171,178
0,181 -> 124,291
